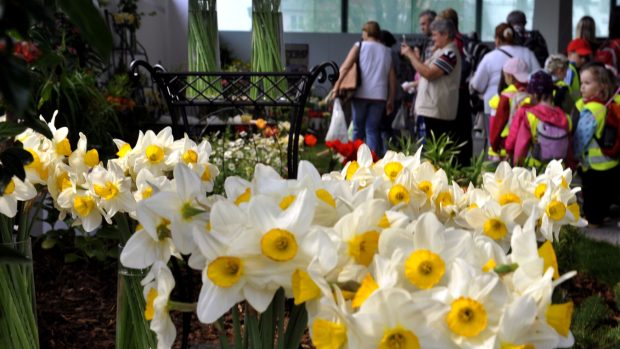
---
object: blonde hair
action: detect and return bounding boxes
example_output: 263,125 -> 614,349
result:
544,54 -> 569,73
581,62 -> 617,100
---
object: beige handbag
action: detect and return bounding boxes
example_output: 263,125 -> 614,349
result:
338,41 -> 362,102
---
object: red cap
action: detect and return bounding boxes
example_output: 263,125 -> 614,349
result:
567,38 -> 592,56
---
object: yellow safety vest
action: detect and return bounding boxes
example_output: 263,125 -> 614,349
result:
525,110 -> 572,167
575,99 -> 619,171
567,64 -> 580,102
488,85 -> 531,158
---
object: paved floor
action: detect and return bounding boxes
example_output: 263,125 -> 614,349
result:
581,218 -> 620,245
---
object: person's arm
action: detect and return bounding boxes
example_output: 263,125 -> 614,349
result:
490,95 -> 511,152
573,109 -> 597,159
469,56 -> 488,95
400,44 -> 445,81
333,44 -> 360,96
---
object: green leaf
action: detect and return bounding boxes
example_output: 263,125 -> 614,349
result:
41,237 -> 57,249
64,252 -> 81,263
57,0 -> 113,60
0,245 -> 30,264
0,122 -> 27,141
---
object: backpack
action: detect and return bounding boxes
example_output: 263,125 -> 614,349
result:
595,39 -> 620,75
532,121 -> 569,161
597,100 -> 620,158
464,32 -> 491,113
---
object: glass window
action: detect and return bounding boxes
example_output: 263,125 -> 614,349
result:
481,0 -> 534,41
409,0 -> 477,35
282,0 -> 342,32
573,0 -> 611,37
348,0 -> 412,34
217,0 -> 252,31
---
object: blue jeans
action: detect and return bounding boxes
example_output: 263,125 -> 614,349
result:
351,99 -> 386,156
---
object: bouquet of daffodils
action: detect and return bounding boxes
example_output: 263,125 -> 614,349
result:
118,139 -> 585,349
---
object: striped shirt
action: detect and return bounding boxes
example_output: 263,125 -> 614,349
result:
434,49 -> 457,75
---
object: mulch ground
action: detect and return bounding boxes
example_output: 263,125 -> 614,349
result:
33,240 -> 618,348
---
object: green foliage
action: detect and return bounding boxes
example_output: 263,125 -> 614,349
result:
572,296 -> 620,348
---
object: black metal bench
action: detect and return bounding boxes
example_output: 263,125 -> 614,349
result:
129,60 -> 339,178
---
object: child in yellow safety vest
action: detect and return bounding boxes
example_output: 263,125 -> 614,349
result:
573,62 -> 620,227
488,57 -> 531,159
505,71 -> 571,166
545,53 -> 574,114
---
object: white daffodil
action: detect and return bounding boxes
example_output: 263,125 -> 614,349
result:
296,160 -> 345,226
372,147 -> 422,181
538,185 -> 586,241
379,212 -> 474,292
43,111 -> 74,162
0,176 -> 36,217
120,204 -> 179,269
130,127 -> 175,176
464,200 -> 521,251
409,162 -> 449,211
133,168 -> 171,204
351,287 -> 456,349
109,138 -> 133,172
308,285 -> 355,349
193,199 -> 247,262
141,261 -> 176,349
223,176 -> 252,206
482,161 -> 530,207
341,144 -> 375,188
332,199 -> 389,282
169,134 -> 220,193
434,258 -> 509,349
56,174 -> 105,233
21,134 -> 52,185
68,133 -> 100,177
139,163 -> 208,254
88,162 -> 135,218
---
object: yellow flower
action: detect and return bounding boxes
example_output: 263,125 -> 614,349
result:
435,191 -> 453,207
345,161 -> 359,181
94,181 -> 119,200
384,162 -> 403,181
2,179 -> 15,196
446,297 -> 488,337
261,228 -> 298,262
482,258 -> 496,273
348,230 -> 379,266
292,269 -> 321,305
56,138 -> 72,156
201,166 -> 212,182
207,256 -> 243,288
546,302 -> 573,337
351,273 -> 378,308
546,200 -> 566,221
182,149 -> 198,164
378,214 -> 390,228
404,249 -> 445,289
316,189 -> 336,208
499,192 -> 521,205
144,287 -> 158,321
538,241 -> 559,279
279,195 -> 296,210
483,218 -> 508,240
534,183 -> 547,199
145,144 -> 165,164
388,184 -> 410,205
73,195 -> 96,217
84,149 -> 99,167
234,188 -> 251,205
311,319 -> 347,349
501,343 -> 535,349
378,326 -> 421,349
417,180 -> 432,199
116,143 -> 132,158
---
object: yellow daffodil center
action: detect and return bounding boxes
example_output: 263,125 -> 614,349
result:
568,202 -> 580,221
56,138 -> 71,156
316,189 -> 336,208
261,228 -> 298,262
292,269 -> 321,305
546,302 -> 573,337
534,183 -> 547,199
234,188 -> 251,205
145,144 -> 165,164
142,186 -> 153,199
117,143 -> 132,158
384,162 -> 403,181
279,195 -> 296,210
499,192 -> 521,205
482,258 -> 497,272
468,203 -> 479,210
404,249 -> 445,289
561,177 -> 569,188
446,297 -> 488,337
388,184 -> 410,205
378,213 -> 390,228
501,343 -> 535,349
435,191 -> 453,207
348,230 -> 379,266
311,319 -> 347,349
417,180 -> 433,198
483,218 -> 508,240
56,171 -> 72,192
26,149 -> 48,180
546,200 -> 566,221
207,256 -> 243,288
345,161 -> 359,180
538,240 -> 560,279
73,195 -> 95,217
201,166 -> 212,182
182,149 -> 198,164
2,180 -> 15,196
84,149 -> 99,167
144,288 -> 158,321
94,181 -> 119,200
351,273 -> 378,308
379,326 -> 421,349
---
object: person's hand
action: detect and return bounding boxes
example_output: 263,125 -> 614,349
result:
386,100 -> 394,115
400,42 -> 412,56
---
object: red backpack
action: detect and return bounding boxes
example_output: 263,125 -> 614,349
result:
598,93 -> 620,158
595,39 -> 620,75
